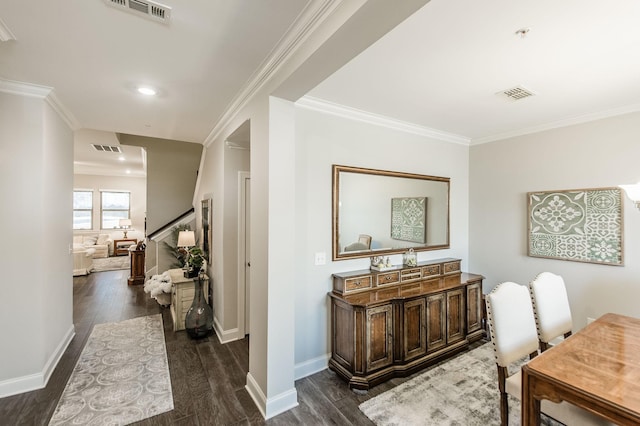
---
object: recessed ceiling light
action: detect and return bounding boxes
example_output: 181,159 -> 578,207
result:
137,86 -> 157,96
118,156 -> 125,161
126,169 -> 131,174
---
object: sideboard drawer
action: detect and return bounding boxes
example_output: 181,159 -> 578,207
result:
422,264 -> 441,278
376,271 -> 400,287
443,260 -> 461,275
401,268 -> 422,282
345,275 -> 373,293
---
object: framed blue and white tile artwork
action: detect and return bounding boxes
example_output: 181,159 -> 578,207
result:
527,187 -> 623,265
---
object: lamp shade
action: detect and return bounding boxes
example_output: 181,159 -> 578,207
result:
177,230 -> 196,247
119,219 -> 132,227
620,183 -> 640,202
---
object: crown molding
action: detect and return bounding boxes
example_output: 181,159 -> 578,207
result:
45,91 -> 79,130
0,78 -> 79,129
471,102 -> 640,145
297,96 -> 471,145
203,0 -> 343,147
0,78 -> 52,98
0,17 -> 16,41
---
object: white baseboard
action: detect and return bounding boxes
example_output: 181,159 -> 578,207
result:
213,316 -> 242,344
146,265 -> 158,278
0,324 -> 75,398
294,353 -> 330,381
245,372 -> 299,420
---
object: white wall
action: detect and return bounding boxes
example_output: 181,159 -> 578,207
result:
222,138 -> 250,333
293,104 -> 470,373
0,90 -> 74,397
195,133 -> 250,341
469,112 -> 640,330
193,2 -> 432,417
73,174 -> 146,243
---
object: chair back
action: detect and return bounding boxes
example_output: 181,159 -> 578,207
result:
486,282 -> 539,367
358,234 -> 372,249
529,272 -> 573,345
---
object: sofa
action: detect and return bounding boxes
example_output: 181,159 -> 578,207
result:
73,234 -> 113,258
73,247 -> 95,276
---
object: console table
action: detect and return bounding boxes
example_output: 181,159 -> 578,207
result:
114,238 -> 137,256
329,258 -> 484,390
127,247 -> 145,286
168,269 -> 209,331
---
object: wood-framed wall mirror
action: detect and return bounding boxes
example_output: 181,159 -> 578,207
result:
201,198 -> 212,263
333,165 -> 450,261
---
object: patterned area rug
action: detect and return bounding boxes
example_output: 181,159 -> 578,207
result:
359,343 -> 560,425
91,256 -> 130,272
49,315 -> 173,425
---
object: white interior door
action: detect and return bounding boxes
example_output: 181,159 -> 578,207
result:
244,175 -> 251,334
238,171 -> 251,337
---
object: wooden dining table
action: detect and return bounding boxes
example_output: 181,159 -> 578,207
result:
521,313 -> 640,425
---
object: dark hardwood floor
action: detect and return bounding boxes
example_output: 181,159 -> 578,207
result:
0,269 -> 486,425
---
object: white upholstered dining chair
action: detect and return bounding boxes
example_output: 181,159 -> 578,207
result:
486,281 -> 613,426
529,272 -> 573,352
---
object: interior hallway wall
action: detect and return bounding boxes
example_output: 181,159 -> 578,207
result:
469,112 -> 640,329
292,103 -> 470,376
0,89 -> 74,397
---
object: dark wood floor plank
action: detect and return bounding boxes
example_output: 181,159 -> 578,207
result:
0,267 -> 445,426
295,377 -> 353,426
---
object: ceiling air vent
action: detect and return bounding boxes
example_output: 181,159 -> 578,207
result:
104,0 -> 171,24
92,144 -> 122,153
496,86 -> 535,102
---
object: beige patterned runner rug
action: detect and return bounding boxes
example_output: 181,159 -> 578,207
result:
90,256 -> 130,273
49,315 -> 173,425
359,342 -> 560,426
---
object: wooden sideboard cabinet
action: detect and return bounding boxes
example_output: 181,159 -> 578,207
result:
329,258 -> 484,390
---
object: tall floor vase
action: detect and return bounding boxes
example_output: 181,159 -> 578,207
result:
185,274 -> 213,339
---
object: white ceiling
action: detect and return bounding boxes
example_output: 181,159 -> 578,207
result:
0,0 -> 311,176
310,0 -> 640,144
2,0 -> 640,176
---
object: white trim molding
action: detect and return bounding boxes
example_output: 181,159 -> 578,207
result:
294,353 -> 330,381
0,17 -> 16,41
0,78 -> 79,129
472,102 -> 640,145
245,373 -> 299,420
203,0 -> 343,147
213,316 -> 242,344
0,325 -> 75,398
297,96 -> 471,145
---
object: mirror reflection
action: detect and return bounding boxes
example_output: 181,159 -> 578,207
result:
333,165 -> 450,260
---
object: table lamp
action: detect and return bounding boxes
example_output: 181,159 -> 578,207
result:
177,230 -> 196,275
119,219 -> 132,238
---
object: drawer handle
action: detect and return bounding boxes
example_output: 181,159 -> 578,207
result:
385,276 -> 392,281
354,280 -> 361,285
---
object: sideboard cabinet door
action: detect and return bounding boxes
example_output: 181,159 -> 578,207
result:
366,304 -> 393,371
426,293 -> 446,352
403,298 -> 427,360
446,288 -> 465,344
466,281 -> 483,335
